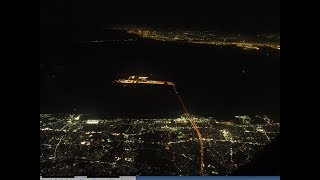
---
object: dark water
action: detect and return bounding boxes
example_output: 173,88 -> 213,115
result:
40,29 -> 280,121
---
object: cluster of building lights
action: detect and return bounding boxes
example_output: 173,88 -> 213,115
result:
113,27 -> 280,51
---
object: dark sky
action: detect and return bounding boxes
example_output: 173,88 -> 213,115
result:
40,0 -> 280,118
40,0 -> 280,36
40,2 -> 280,172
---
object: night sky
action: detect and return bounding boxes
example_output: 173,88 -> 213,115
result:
40,0 -> 280,118
40,0 -> 280,44
40,1 -> 280,175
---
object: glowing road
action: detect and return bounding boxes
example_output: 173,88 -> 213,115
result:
173,85 -> 204,175
114,76 -> 205,175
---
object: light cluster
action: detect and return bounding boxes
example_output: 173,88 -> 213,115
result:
40,114 -> 280,176
112,27 -> 280,51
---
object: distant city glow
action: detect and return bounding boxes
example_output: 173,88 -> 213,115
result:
112,27 -> 280,51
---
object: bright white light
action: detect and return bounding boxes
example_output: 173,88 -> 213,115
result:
86,120 -> 99,124
74,115 -> 80,120
125,157 -> 133,162
80,141 -> 90,145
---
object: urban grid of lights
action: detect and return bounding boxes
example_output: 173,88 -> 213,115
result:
40,113 -> 279,176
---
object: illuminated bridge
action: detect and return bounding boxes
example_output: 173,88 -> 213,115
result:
114,76 -> 205,175
113,76 -> 174,86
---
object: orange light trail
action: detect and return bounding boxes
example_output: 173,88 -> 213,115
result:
114,76 -> 205,175
173,85 -> 205,176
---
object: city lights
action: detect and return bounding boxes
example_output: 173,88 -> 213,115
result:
41,113 -> 279,176
112,27 -> 280,51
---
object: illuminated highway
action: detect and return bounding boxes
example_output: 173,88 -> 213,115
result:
40,77 -> 279,176
173,85 -> 205,175
114,76 -> 205,175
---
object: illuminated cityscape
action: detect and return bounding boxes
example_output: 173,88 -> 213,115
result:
111,27 -> 280,51
40,114 -> 280,176
40,0 -> 280,177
